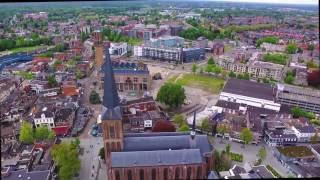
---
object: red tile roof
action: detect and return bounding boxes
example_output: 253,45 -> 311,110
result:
63,86 -> 79,97
32,57 -> 51,64
52,126 -> 69,136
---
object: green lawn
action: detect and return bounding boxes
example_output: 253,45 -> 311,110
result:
166,74 -> 179,83
168,74 -> 225,94
15,71 -> 35,80
10,45 -> 48,54
262,53 -> 288,65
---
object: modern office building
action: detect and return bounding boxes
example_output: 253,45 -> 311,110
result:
182,48 -> 206,63
134,45 -> 205,63
109,42 -> 128,56
149,36 -> 184,48
276,83 -> 320,114
134,45 -> 183,63
170,25 -> 183,36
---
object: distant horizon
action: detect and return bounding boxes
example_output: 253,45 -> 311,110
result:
192,0 -> 318,5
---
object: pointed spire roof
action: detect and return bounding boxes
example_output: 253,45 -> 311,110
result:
101,46 -> 122,121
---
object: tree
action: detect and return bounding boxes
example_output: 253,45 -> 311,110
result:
207,56 -> 215,65
47,74 -> 57,88
72,137 -> 81,148
76,69 -> 85,79
48,131 -> 56,140
99,147 -> 105,160
220,152 -> 232,170
200,118 -> 211,132
213,150 -> 221,171
258,147 -> 267,162
217,124 -> 230,143
310,132 -> 319,144
35,127 -> 49,141
89,90 -> 101,104
284,72 -> 294,84
51,143 -> 80,180
243,73 -> 250,80
156,83 -> 186,108
307,44 -> 315,51
240,128 -> 253,148
173,114 -> 184,126
286,42 -> 298,54
225,143 -> 231,154
212,66 -> 222,74
152,120 -> 176,132
178,123 -> 190,132
19,121 -> 34,144
229,71 -> 236,78
236,73 -> 244,79
192,63 -> 198,73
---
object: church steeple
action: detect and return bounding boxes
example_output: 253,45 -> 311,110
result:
101,46 -> 122,121
100,46 -> 124,165
190,111 -> 196,139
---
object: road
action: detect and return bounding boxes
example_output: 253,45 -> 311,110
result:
212,137 -> 290,177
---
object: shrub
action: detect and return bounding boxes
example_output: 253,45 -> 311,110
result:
229,152 -> 243,162
266,165 -> 282,178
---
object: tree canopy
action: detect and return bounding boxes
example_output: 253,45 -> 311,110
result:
258,147 -> 267,162
89,90 -> 101,104
178,123 -> 190,132
256,36 -> 279,47
240,128 -> 253,147
291,107 -> 315,119
286,42 -> 298,54
51,142 -> 81,180
19,121 -> 34,144
172,114 -> 185,127
192,63 -> 198,73
156,83 -> 186,108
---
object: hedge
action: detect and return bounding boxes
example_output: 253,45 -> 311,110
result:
266,164 -> 282,178
229,152 -> 243,162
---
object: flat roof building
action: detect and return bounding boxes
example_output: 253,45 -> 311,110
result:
276,83 -> 320,114
219,78 -> 281,111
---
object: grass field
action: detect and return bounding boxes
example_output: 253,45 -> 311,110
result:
10,45 -> 48,54
167,74 -> 225,94
15,71 -> 35,80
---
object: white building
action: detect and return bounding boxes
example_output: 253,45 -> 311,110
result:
291,125 -> 316,142
33,107 -> 55,129
186,106 -> 223,126
219,78 -> 281,111
109,42 -> 128,56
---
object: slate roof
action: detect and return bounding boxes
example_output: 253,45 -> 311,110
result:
100,62 -> 149,75
111,149 -> 203,168
222,78 -> 275,101
2,169 -> 50,180
294,125 -> 316,133
310,144 -> 320,154
251,165 -> 275,178
101,47 -> 122,121
123,133 -> 213,155
34,111 -> 54,118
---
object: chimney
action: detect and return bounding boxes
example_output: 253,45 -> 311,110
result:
190,111 -> 196,139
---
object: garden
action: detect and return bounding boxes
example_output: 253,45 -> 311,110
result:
262,53 -> 288,65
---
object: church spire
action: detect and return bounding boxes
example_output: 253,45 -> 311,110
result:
100,45 -> 122,120
190,111 -> 196,139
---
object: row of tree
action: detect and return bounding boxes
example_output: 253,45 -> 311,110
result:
19,121 -> 55,144
51,139 -> 81,180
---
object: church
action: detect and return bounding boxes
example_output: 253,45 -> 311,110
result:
99,45 -> 214,180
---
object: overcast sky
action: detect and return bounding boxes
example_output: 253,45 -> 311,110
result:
214,0 -> 318,5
